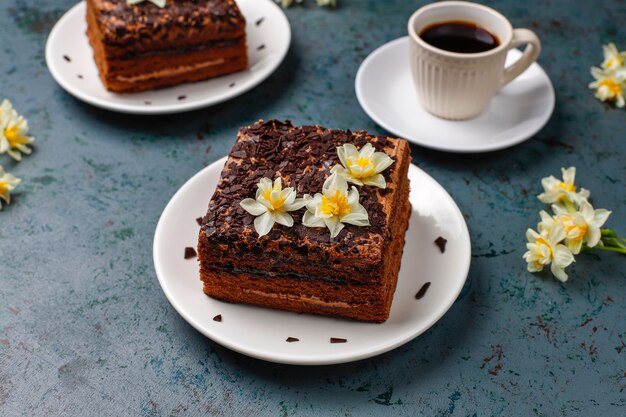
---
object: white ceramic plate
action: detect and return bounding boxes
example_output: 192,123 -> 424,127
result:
355,37 -> 555,153
45,0 -> 290,114
153,157 -> 471,365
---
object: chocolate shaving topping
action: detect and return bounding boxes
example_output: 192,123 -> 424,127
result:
184,247 -> 197,259
213,314 -> 222,322
178,95 -> 187,101
286,337 -> 299,342
434,237 -> 447,253
200,119 -> 408,262
63,55 -> 71,62
257,44 -> 265,51
330,337 -> 347,344
196,217 -> 204,226
77,74 -> 83,79
415,282 -> 431,299
256,17 -> 264,26
229,82 -> 236,88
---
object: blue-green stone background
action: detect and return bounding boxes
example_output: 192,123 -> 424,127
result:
1,0 -> 624,415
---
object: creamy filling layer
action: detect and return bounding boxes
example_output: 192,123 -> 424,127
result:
242,288 -> 371,309
114,58 -> 227,83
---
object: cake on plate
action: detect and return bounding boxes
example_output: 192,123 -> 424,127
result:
86,0 -> 247,93
198,120 -> 411,322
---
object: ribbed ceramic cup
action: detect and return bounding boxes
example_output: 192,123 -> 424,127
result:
408,1 -> 541,120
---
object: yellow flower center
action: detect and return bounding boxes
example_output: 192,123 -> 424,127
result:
347,157 -> 375,179
558,182 -> 576,192
320,190 -> 351,216
557,215 -> 588,240
0,182 -> 8,194
607,56 -> 624,69
262,189 -> 286,212
4,126 -> 28,146
599,79 -> 622,95
536,236 -> 553,258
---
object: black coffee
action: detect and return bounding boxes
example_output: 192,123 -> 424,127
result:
419,21 -> 500,53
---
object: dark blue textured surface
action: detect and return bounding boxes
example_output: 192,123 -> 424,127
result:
1,0 -> 625,415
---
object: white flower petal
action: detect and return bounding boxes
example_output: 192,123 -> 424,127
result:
359,142 -> 375,159
362,174 -> 386,188
240,198 -> 268,216
585,228 -> 601,248
561,167 -> 576,185
340,213 -> 370,226
284,196 -> 310,212
591,209 -> 611,228
253,211 -> 275,236
302,210 -> 326,228
324,216 -> 344,238
372,152 -> 394,173
272,210 -> 294,227
553,244 -> 575,268
323,171 -> 348,194
550,263 -> 569,282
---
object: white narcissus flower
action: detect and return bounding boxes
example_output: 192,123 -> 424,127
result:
275,0 -> 302,7
331,143 -> 394,188
302,172 -> 369,238
552,201 -> 612,254
316,0 -> 337,7
0,165 -> 21,209
0,99 -> 35,161
589,66 -> 626,108
601,43 -> 626,71
240,177 -> 309,236
127,0 -> 166,8
537,167 -> 589,206
523,226 -> 574,282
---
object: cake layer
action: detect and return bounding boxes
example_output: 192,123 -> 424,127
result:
87,0 -> 246,54
200,188 -> 412,322
86,0 -> 248,92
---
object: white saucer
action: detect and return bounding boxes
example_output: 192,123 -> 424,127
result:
153,157 -> 471,365
355,37 -> 555,153
45,0 -> 290,114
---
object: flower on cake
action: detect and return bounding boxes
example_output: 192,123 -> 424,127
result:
240,177 -> 310,236
0,165 -> 21,210
127,0 -> 167,8
523,225 -> 574,283
302,172 -> 369,238
537,167 -> 589,208
589,43 -> 626,108
331,143 -> 394,188
0,99 -> 35,162
523,166 -> 624,283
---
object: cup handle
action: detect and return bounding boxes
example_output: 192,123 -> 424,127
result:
501,28 -> 541,88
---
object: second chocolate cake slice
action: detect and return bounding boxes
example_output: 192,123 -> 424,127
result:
198,120 -> 411,322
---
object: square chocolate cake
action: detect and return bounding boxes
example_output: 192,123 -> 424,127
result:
198,120 -> 411,322
86,0 -> 247,93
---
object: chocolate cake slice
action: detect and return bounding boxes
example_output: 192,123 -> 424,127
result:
198,120 -> 412,322
86,0 -> 247,93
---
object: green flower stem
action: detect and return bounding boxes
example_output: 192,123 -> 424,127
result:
593,245 -> 626,254
564,199 -> 578,213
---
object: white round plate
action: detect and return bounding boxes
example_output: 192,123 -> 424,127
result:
45,0 -> 290,114
355,37 -> 555,153
154,157 -> 471,365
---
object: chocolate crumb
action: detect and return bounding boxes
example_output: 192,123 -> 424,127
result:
144,101 -> 151,105
196,217 -> 203,226
178,95 -> 187,101
229,82 -> 236,88
77,74 -> 83,79
63,55 -> 71,62
330,337 -> 347,344
415,282 -> 431,299
184,247 -> 197,259
434,236 -> 447,253
256,17 -> 264,26
257,44 -> 265,51
286,337 -> 299,342
213,314 -> 222,322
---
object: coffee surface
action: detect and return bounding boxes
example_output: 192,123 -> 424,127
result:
420,21 -> 499,53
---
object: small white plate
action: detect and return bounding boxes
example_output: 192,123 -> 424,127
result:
45,0 -> 290,114
355,37 -> 555,153
153,157 -> 471,365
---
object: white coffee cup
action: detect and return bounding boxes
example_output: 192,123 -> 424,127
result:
408,1 -> 541,120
